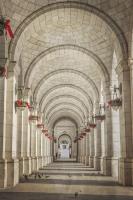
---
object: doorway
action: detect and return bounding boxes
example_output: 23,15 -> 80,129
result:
60,141 -> 70,158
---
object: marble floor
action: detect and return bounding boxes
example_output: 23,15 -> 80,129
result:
0,162 -> 133,200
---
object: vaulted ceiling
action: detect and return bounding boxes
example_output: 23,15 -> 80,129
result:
1,0 -> 132,128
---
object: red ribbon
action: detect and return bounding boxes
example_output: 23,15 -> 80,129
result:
26,102 -> 31,109
5,20 -> 14,39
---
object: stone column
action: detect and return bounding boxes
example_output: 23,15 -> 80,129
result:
50,139 -> 53,163
40,132 -> 44,168
116,60 -> 133,186
0,58 -> 7,188
80,138 -> 83,162
81,136 -> 86,163
46,137 -> 49,164
94,102 -> 101,170
31,121 -> 37,172
100,81 -> 112,176
85,133 -> 90,165
4,61 -> 19,187
37,128 -> 42,168
16,110 -> 23,178
45,136 -> 48,165
22,105 -> 30,175
77,136 -> 81,162
47,139 -> 51,164
89,130 -> 94,167
42,134 -> 46,166
129,58 -> 133,155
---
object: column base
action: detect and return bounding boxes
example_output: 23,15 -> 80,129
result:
47,156 -> 51,164
78,156 -> 82,163
23,157 -> 31,175
49,156 -> 53,163
43,156 -> 47,166
19,158 -> 23,178
38,156 -> 42,169
77,156 -> 80,162
0,159 -> 6,188
94,156 -> 101,170
85,156 -> 89,166
4,159 -> 19,188
32,157 -> 38,172
119,158 -> 133,186
81,156 -> 85,164
102,156 -> 111,176
89,156 -> 94,168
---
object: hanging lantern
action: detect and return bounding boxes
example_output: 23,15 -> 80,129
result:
85,128 -> 90,133
107,84 -> 122,111
29,115 -> 39,122
93,103 -> 106,122
88,122 -> 96,129
37,124 -> 44,129
93,114 -> 105,121
0,16 -> 14,38
81,132 -> 86,136
108,98 -> 122,110
0,66 -> 7,78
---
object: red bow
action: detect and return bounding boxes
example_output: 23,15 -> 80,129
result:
16,99 -> 22,106
5,20 -> 14,38
26,102 -> 31,109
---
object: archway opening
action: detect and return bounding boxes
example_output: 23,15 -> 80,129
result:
53,117 -> 78,162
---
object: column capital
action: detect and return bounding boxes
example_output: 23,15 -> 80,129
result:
8,60 -> 16,72
115,59 -> 129,75
128,58 -> 133,68
0,58 -> 8,66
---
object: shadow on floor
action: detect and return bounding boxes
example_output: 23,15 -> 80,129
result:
20,178 -> 120,186
0,192 -> 133,200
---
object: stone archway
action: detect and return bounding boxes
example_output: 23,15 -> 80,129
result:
53,117 -> 78,161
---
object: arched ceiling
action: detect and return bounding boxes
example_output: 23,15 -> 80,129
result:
13,7 -> 120,67
43,96 -> 88,119
41,88 -> 91,114
48,111 -> 83,128
1,1 -> 130,128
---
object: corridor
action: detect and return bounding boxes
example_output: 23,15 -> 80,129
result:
0,0 -> 133,198
0,162 -> 133,200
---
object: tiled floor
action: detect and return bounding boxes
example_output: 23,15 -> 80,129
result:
0,162 -> 133,200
